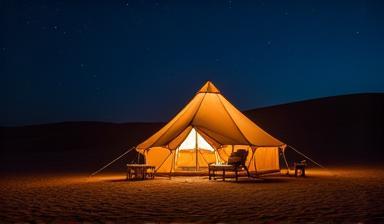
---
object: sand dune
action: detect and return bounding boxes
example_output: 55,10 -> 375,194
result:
1,93 -> 383,173
1,167 -> 383,223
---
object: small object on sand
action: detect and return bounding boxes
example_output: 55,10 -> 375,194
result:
294,160 -> 307,177
126,164 -> 156,181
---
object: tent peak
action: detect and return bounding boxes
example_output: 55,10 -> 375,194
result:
197,81 -> 220,94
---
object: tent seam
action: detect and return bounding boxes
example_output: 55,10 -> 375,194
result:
163,92 -> 207,149
155,151 -> 173,172
169,126 -> 193,150
195,126 -> 242,146
219,95 -> 286,147
151,93 -> 206,148
217,95 -> 252,145
194,127 -> 223,147
189,92 -> 207,125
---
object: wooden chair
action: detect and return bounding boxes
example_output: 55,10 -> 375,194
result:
209,149 -> 250,181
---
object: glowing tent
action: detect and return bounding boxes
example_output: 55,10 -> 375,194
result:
136,81 -> 286,173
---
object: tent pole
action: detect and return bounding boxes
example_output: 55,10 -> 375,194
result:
214,149 -> 219,164
174,148 -> 178,172
247,148 -> 255,170
281,147 -> 290,175
253,147 -> 258,175
137,151 -> 140,164
195,128 -> 199,171
246,147 -> 255,178
169,150 -> 175,179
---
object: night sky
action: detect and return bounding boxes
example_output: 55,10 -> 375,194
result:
1,0 -> 384,126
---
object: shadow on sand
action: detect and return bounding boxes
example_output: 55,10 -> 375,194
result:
100,175 -> 308,184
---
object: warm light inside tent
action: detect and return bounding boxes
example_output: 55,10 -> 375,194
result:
178,128 -> 215,151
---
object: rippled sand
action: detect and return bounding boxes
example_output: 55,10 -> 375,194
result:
1,167 -> 384,223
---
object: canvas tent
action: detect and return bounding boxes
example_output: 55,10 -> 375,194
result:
136,81 -> 286,173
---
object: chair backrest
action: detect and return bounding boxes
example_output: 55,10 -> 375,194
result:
228,149 -> 248,166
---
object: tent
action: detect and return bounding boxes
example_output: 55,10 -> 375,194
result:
136,81 -> 286,174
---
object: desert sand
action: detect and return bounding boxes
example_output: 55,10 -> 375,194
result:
1,167 -> 383,223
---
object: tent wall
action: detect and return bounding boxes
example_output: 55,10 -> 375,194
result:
146,147 -> 174,173
216,145 -> 280,173
253,147 -> 280,172
217,145 -> 251,162
146,147 -> 218,172
175,149 -> 216,170
175,150 -> 195,168
197,150 -> 216,167
145,146 -> 280,173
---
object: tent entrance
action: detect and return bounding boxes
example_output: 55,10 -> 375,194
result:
174,128 -> 217,171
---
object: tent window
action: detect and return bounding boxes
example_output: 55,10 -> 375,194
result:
178,128 -> 215,151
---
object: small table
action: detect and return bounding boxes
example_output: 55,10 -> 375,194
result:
209,164 -> 236,181
126,164 -> 155,180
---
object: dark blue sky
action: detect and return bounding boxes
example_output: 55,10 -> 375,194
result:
1,0 -> 384,126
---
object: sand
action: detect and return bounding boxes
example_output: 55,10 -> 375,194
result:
1,167 -> 384,223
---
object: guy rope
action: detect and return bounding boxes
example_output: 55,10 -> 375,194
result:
287,144 -> 325,168
90,146 -> 136,177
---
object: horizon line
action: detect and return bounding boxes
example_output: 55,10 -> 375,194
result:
1,92 -> 383,128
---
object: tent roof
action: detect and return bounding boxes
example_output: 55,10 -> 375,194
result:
137,81 -> 284,152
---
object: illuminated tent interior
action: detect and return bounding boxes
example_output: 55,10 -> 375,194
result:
136,81 -> 286,173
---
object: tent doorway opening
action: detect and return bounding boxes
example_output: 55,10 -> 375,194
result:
174,128 -> 219,171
